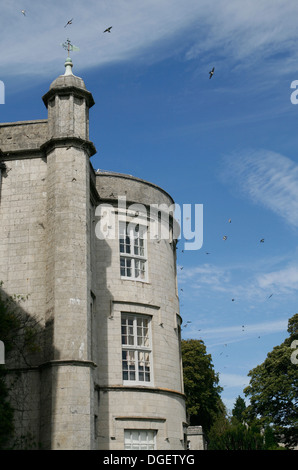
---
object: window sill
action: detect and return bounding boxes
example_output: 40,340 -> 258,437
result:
120,277 -> 149,284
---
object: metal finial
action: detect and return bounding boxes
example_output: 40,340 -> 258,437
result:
61,38 -> 80,57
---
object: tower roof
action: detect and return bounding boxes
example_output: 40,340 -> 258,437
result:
42,57 -> 95,108
49,57 -> 87,91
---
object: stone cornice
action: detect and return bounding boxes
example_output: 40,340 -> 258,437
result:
0,136 -> 97,160
40,136 -> 97,158
96,384 -> 186,400
42,86 -> 95,108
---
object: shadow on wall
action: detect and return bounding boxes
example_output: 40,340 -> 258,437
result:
0,283 -> 58,449
91,204 -> 113,449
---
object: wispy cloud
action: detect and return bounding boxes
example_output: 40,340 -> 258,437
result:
258,265 -> 298,293
184,318 -> 288,348
2,1 -> 298,81
220,149 -> 298,229
178,256 -> 298,306
201,319 -> 288,339
185,0 -> 298,75
178,264 -> 231,292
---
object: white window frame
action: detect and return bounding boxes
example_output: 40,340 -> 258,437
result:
121,313 -> 153,386
124,429 -> 156,450
119,221 -> 147,281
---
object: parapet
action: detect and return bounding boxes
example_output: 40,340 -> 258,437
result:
0,120 -> 48,154
95,170 -> 175,207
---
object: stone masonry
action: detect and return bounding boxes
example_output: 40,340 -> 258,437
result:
0,58 -> 187,450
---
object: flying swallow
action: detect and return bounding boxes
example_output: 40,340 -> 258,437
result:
64,18 -> 73,27
104,26 -> 112,33
209,67 -> 215,79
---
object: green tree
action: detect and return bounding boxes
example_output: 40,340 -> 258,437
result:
232,395 -> 246,424
208,421 -> 265,450
208,396 -> 281,450
181,339 -> 224,434
244,314 -> 298,449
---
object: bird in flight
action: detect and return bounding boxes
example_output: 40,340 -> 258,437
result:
223,235 -> 227,240
64,18 -> 73,27
209,67 -> 215,79
21,10 -> 26,16
104,26 -> 112,33
260,238 -> 265,243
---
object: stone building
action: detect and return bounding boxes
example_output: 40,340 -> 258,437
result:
0,57 -> 187,450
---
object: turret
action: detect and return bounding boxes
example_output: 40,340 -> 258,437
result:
40,56 -> 97,449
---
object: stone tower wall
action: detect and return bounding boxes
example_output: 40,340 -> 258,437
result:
93,172 -> 186,450
0,122 -> 48,445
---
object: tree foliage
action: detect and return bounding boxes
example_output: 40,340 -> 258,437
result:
232,395 -> 246,423
208,395 -> 281,450
181,339 -> 224,433
244,313 -> 298,448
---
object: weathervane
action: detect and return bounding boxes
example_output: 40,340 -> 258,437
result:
61,38 -> 80,57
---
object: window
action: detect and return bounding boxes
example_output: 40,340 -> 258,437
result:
121,314 -> 152,385
119,222 -> 147,280
124,430 -> 156,450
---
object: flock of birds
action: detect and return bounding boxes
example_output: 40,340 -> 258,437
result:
179,215 -> 273,358
20,11 -> 215,80
21,10 -> 113,35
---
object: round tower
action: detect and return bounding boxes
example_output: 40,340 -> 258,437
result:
93,171 -> 187,450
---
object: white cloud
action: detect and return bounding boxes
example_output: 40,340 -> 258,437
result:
0,0 -> 203,78
2,0 -> 298,81
220,150 -> 298,229
257,265 -> 298,293
201,319 -> 288,339
178,264 -> 231,292
185,319 -> 288,348
179,255 -> 298,303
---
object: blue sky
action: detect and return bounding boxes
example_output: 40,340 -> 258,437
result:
1,0 -> 298,413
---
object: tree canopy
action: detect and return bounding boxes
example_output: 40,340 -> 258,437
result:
244,313 -> 298,448
208,395 -> 282,450
181,338 -> 224,434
